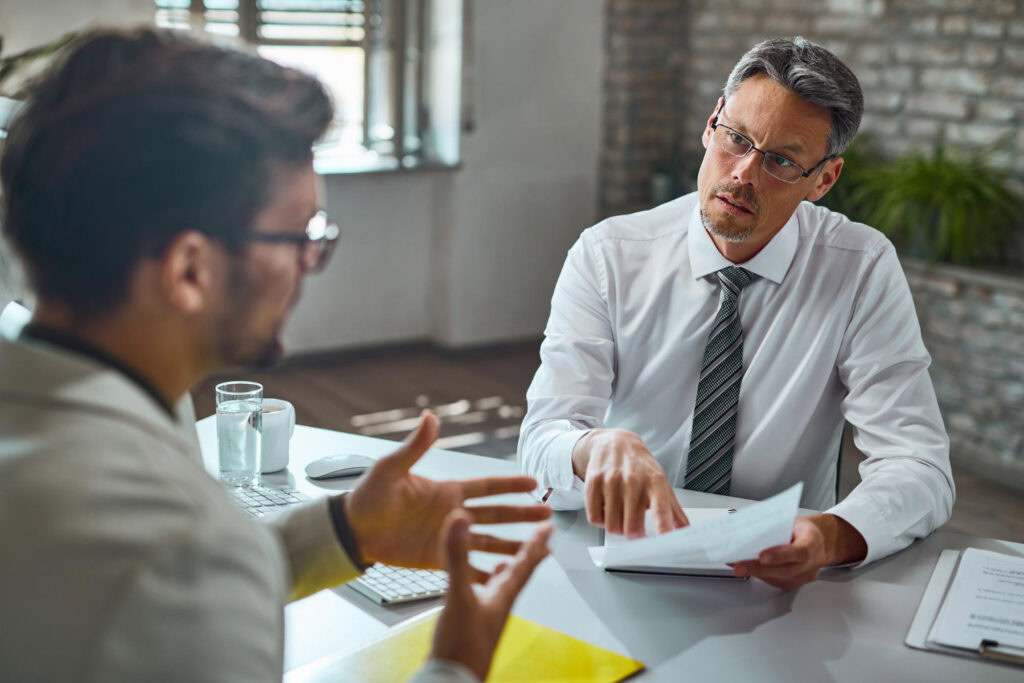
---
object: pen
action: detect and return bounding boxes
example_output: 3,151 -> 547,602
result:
541,488 -> 552,503
979,639 -> 1024,665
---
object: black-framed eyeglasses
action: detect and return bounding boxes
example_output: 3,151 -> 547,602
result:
246,210 -> 340,273
710,114 -> 833,184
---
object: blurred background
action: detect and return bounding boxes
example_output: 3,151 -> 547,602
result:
1,0 -> 1021,541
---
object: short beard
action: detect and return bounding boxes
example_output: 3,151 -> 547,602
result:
700,206 -> 756,243
217,257 -> 285,370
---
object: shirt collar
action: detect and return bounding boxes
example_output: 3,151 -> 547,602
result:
687,201 -> 799,285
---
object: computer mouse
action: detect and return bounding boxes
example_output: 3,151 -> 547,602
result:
305,454 -> 377,480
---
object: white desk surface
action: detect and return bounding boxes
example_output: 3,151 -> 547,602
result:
196,418 -> 1024,681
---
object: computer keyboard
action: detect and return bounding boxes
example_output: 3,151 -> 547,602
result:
227,485 -> 448,604
229,485 -> 310,518
348,564 -> 449,605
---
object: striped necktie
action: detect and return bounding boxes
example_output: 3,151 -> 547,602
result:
679,266 -> 755,494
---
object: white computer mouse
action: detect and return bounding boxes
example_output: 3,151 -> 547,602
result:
305,454 -> 377,480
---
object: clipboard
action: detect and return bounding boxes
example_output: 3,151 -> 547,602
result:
905,549 -> 1024,668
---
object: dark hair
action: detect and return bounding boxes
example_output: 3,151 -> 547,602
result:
1,27 -> 333,316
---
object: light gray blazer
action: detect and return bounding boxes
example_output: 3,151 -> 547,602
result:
0,336 -> 447,681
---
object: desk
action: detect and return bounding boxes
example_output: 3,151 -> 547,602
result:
196,419 -> 1023,681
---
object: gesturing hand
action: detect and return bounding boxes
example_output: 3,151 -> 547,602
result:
431,511 -> 553,681
573,429 -> 688,538
344,412 -> 552,579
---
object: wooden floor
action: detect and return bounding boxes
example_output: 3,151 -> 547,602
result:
192,343 -> 1024,544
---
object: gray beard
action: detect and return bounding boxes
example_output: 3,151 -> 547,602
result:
700,206 -> 756,243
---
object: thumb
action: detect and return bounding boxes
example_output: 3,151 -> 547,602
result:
375,411 -> 439,474
443,510 -> 474,599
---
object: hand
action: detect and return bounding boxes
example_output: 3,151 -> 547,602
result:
431,510 -> 553,681
730,514 -> 867,590
344,412 -> 552,578
573,429 -> 688,538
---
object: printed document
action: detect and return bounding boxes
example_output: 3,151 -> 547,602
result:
589,482 -> 802,570
928,548 -> 1024,652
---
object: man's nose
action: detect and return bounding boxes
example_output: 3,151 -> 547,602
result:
731,149 -> 762,187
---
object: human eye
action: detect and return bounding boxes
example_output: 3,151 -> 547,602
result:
727,130 -> 747,146
768,153 -> 797,169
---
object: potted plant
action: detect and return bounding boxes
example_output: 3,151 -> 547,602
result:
823,141 -> 1023,267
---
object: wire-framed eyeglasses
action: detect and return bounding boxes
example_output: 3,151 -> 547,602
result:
710,115 -> 833,184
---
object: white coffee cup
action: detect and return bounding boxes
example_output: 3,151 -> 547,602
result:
261,398 -> 295,473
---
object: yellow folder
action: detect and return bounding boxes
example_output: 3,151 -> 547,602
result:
287,610 -> 644,682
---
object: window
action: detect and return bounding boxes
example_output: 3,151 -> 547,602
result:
155,0 -> 463,173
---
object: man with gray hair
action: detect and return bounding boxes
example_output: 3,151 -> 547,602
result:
519,37 -> 954,589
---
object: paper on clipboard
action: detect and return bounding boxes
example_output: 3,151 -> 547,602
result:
927,548 -> 1024,653
588,482 -> 803,570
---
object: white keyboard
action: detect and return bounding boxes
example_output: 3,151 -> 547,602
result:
348,564 -> 448,605
227,485 -> 448,604
229,485 -> 309,518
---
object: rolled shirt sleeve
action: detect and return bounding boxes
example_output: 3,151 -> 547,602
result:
829,244 -> 955,565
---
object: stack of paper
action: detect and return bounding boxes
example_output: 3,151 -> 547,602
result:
588,482 -> 803,573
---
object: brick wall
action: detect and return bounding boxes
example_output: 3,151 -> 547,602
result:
904,260 -> 1024,493
602,0 -> 1024,218
602,0 -> 690,215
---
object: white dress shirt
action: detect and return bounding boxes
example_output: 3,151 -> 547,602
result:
518,192 -> 954,565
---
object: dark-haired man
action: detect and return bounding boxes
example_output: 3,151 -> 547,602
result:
519,37 -> 954,589
0,28 -> 550,682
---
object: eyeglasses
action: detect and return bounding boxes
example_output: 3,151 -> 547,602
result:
710,115 -> 833,184
245,210 -> 340,273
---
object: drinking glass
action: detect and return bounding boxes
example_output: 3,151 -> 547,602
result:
215,381 -> 263,487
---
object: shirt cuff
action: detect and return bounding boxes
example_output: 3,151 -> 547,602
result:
547,429 -> 591,489
825,494 -> 892,567
268,497 -> 365,601
408,658 -> 480,683
537,429 -> 590,510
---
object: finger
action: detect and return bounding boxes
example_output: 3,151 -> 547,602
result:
650,488 -> 684,535
467,504 -> 552,525
375,412 -> 439,474
758,543 -> 809,566
622,480 -> 646,539
604,479 -> 623,535
468,532 -> 523,556
494,524 -> 553,607
671,496 -> 689,527
585,476 -> 604,527
441,510 -> 474,598
459,475 -> 539,500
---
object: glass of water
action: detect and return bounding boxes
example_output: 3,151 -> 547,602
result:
215,381 -> 263,487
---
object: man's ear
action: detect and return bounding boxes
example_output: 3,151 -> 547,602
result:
701,97 -> 725,149
159,230 -> 221,315
805,157 -> 844,202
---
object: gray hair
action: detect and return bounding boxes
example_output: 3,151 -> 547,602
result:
723,36 -> 863,158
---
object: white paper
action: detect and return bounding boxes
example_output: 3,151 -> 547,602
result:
603,508 -> 733,548
599,508 -> 734,574
928,547 -> 1024,652
588,482 -> 803,569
